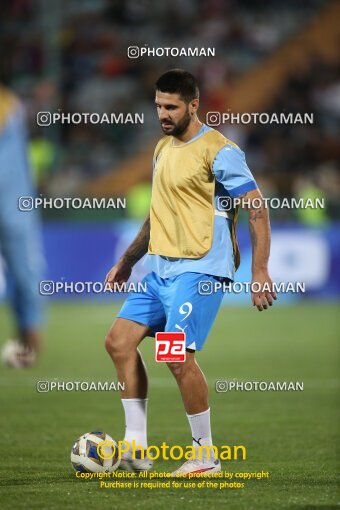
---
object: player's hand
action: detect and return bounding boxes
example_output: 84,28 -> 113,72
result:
251,270 -> 277,311
105,260 -> 132,289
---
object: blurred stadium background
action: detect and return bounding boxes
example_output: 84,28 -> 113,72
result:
0,1 -> 339,509
1,0 -> 340,304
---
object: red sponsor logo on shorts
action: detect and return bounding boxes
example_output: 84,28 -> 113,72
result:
155,332 -> 186,362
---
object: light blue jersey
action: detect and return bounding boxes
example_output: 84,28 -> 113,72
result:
147,124 -> 257,280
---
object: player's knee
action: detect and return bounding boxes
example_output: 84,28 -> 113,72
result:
167,362 -> 185,379
105,328 -> 129,361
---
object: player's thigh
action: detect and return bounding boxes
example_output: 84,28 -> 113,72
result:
106,273 -> 166,354
105,317 -> 151,355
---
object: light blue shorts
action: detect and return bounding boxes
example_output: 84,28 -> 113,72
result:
117,271 -> 226,351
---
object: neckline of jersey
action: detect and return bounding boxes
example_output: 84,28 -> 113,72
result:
170,124 -> 211,148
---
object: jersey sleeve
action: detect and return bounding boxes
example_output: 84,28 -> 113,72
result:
212,145 -> 257,197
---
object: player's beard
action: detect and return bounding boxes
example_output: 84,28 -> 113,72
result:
160,108 -> 191,137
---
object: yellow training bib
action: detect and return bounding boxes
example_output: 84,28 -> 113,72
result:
148,129 -> 240,268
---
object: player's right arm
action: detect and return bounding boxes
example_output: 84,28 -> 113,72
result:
105,213 -> 150,288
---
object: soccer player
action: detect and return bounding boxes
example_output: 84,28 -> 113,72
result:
0,86 -> 44,368
105,69 -> 276,475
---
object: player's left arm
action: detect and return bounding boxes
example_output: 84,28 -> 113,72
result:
240,188 -> 277,311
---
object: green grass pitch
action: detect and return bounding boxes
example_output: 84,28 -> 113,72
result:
0,301 -> 339,509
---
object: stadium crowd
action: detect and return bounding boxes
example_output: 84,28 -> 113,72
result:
1,0 -> 339,219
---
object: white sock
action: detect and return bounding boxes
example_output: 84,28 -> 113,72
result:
121,398 -> 148,450
187,408 -> 215,461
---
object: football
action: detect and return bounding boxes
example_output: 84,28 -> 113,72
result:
71,431 -> 120,473
1,339 -> 36,368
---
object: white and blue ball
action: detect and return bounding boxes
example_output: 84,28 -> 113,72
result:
71,431 -> 120,473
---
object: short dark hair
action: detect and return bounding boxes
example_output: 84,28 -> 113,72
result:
155,69 -> 199,103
